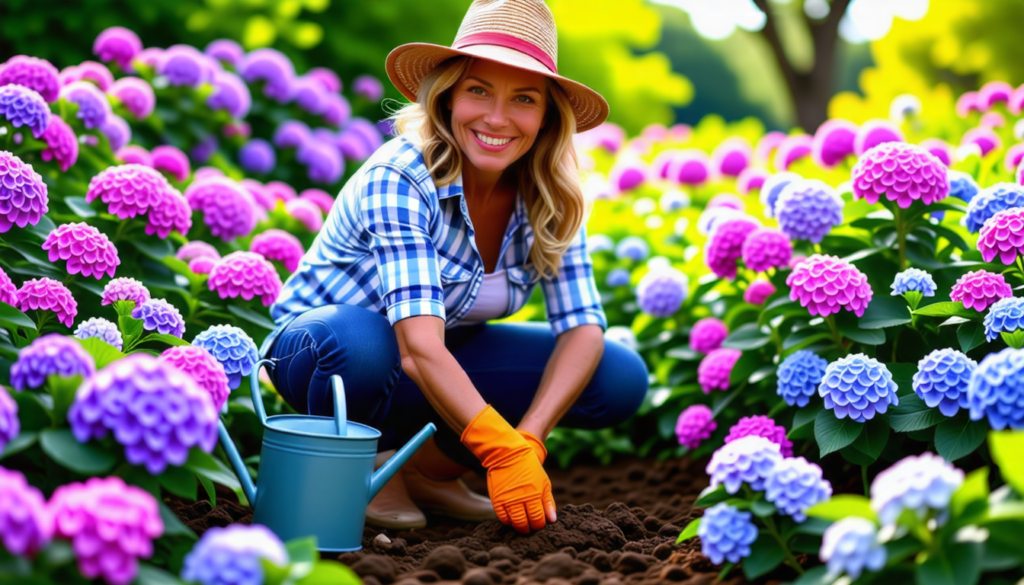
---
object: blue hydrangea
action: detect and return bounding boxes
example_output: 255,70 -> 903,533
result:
890,268 -> 937,297
193,324 -> 259,390
636,266 -> 688,318
605,268 -> 630,288
777,350 -> 829,407
775,179 -> 844,244
870,452 -> 964,526
74,317 -> 124,351
967,347 -> 1024,429
964,182 -> 1024,233
586,234 -> 614,254
615,236 -> 649,262
659,190 -> 689,212
697,503 -> 759,565
0,84 -> 51,138
913,348 -> 976,417
984,297 -> 1024,342
820,517 -> 887,580
706,435 -> 783,493
181,524 -> 288,585
763,457 -> 833,522
131,298 -> 186,339
948,170 -> 980,204
819,354 -> 899,422
760,171 -> 801,218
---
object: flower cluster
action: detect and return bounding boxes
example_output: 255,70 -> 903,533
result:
184,177 -> 258,241
10,333 -> 95,391
725,415 -> 793,457
763,456 -> 832,522
131,298 -> 186,338
39,116 -> 78,171
890,268 -> 936,296
978,207 -> 1024,264
983,297 -> 1024,342
0,387 -> 17,453
675,404 -> 716,449
744,279 -> 776,305
760,172 -> 800,218
0,151 -> 49,233
697,503 -> 759,565
74,317 -> 124,351
967,347 -> 1024,429
870,452 -> 964,526
705,216 -> 760,280
820,518 -> 887,579
690,317 -> 728,354
86,164 -> 170,220
0,83 -> 51,138
0,55 -> 60,102
776,179 -> 844,243
963,182 -> 1024,233
16,277 -> 77,327
41,222 -> 120,279
777,350 -> 828,407
0,466 -> 51,556
741,227 -> 793,271
636,265 -> 688,318
950,270 -> 1013,312
698,348 -> 741,393
193,324 -> 259,390
819,354 -> 899,422
851,142 -> 948,208
913,348 -> 976,417
207,251 -> 284,307
181,524 -> 289,585
101,277 -> 150,307
615,236 -> 649,262
707,435 -> 783,493
786,255 -> 873,318
160,345 -> 231,411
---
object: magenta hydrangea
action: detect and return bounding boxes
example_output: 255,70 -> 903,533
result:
241,179 -> 277,210
239,48 -> 295,103
60,81 -> 111,129
299,188 -> 334,213
920,138 -> 953,167
741,227 -> 792,272
851,142 -> 948,209
101,277 -> 150,307
0,151 -> 49,233
16,277 -> 77,327
9,333 -> 96,391
266,181 -> 297,202
773,134 -> 813,171
725,415 -> 793,457
207,71 -> 251,119
705,215 -> 760,280
93,27 -> 142,70
0,466 -> 52,557
188,256 -> 216,275
853,119 -> 905,155
205,39 -> 244,66
39,115 -> 78,171
609,158 -> 646,194
711,138 -> 752,177
41,222 -> 120,279
131,298 -> 185,338
145,187 -> 192,239
0,386 -> 16,454
207,251 -> 283,307
744,279 -> 776,305
962,126 -> 1002,157
160,345 -> 230,411
49,476 -> 163,585
0,83 -> 51,138
176,240 -> 220,263
308,67 -> 342,92
786,254 -> 873,318
185,177 -> 258,241
0,55 -> 60,102
286,197 -> 325,232
86,164 -> 169,219
151,145 -> 190,182
108,77 -> 154,120
950,270 -> 1014,312
322,93 -> 352,127
737,167 -> 769,195
116,145 -> 152,167
353,74 -> 384,101
250,228 -> 305,273
812,119 -> 858,168
66,61 -> 116,90
980,81 -> 1014,109
0,266 -> 16,306
664,149 -> 711,185
978,208 -> 1024,265
699,348 -> 742,394
676,404 -> 716,449
690,317 -> 728,354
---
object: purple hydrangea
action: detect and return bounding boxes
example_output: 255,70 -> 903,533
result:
605,268 -> 630,288
0,55 -> 60,102
711,138 -> 751,177
93,27 -> 142,70
39,115 -> 78,171
42,222 -> 120,279
819,354 -> 899,422
0,466 -> 51,557
851,142 -> 948,209
773,134 -> 813,171
967,347 -> 1024,429
151,145 -> 190,183
744,279 -> 776,305
820,518 -> 887,579
890,268 -> 937,296
100,113 -> 131,151
131,298 -> 185,338
964,183 -> 1024,233
181,524 -> 288,585
962,126 -> 1002,157
10,333 -> 95,391
776,179 -> 844,243
984,297 -> 1024,343
86,164 -> 169,220
65,61 -> 115,90
250,228 -> 305,273
870,452 -> 963,526
741,227 -> 792,272
338,118 -> 384,160
759,171 -> 801,218
146,186 -> 192,239
74,317 -> 123,351
951,270 -> 1013,312
698,348 -> 742,394
636,266 -> 688,318
705,215 -> 760,280
207,71 -> 251,119
0,84 -> 51,138
978,208 -> 1024,264
913,348 -> 975,417
0,387 -> 18,453
787,254 -> 873,318
322,93 -> 352,127
615,236 -> 649,262
177,241 -> 220,262
0,151 -> 49,233
737,167 -> 769,195
707,193 -> 745,212
697,503 -> 758,565
239,48 -> 295,102
273,119 -> 311,149
707,435 -> 782,493
675,404 -> 716,449
193,324 -> 259,389
16,278 -> 77,327
690,317 -> 728,354
185,177 -> 258,242
60,81 -> 111,129
190,136 -> 217,165
297,139 -> 344,184
160,345 -> 230,412
241,179 -> 276,211
49,476 -> 163,585
299,188 -> 334,213
159,45 -> 213,88
777,350 -> 828,407
102,277 -> 150,307
239,138 -> 276,174
207,251 -> 283,307
763,456 -> 832,522
0,266 -> 17,305
725,415 -> 793,457
352,74 -> 384,101
853,119 -> 905,155
308,67 -> 341,93
290,75 -> 329,115
133,48 -> 164,70
108,77 -> 154,120
812,119 -> 858,168
205,39 -> 244,67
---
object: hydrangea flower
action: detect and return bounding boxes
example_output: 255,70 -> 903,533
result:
266,181 -> 297,202
763,456 -> 832,522
0,55 -> 60,102
920,138 -> 953,167
962,126 -> 1002,157
207,71 -> 252,119
951,270 -> 1013,312
322,93 -> 352,127
756,131 -> 787,162
290,75 -> 329,115
99,114 -> 131,151
64,61 -> 116,90
956,91 -> 981,117
299,188 -> 335,213
614,236 -> 649,262
741,227 -> 792,272
759,171 -> 801,218
0,387 -> 18,453
158,45 -> 213,88
239,138 -> 276,174
668,149 -> 711,185
675,404 -> 716,449
146,187 -> 192,239
132,47 -> 164,70
636,266 -> 688,318
697,503 -> 758,565
737,167 -> 769,195
777,350 -> 828,407
912,348 -> 975,417
967,347 -> 1024,429
161,345 -> 230,412
181,524 -> 289,585
16,278 -> 76,327
74,317 -> 123,351
890,268 -> 936,297
0,151 -> 48,232
707,193 -> 745,212
60,81 -> 111,129
609,159 -> 646,194
853,119 -> 905,155
787,254 -> 873,318
151,145 -> 190,183
86,164 -> 169,220
870,452 -> 964,526
286,199 -> 325,233
108,77 -> 154,120
176,240 -> 220,263
819,354 -> 899,422
207,251 -> 283,307
131,298 -> 185,338
0,466 -> 51,557
185,177 -> 257,241
851,142 -> 948,209
725,415 -> 793,457
698,348 -> 742,394
690,317 -> 728,354
101,277 -> 150,307
964,183 -> 1024,233
773,134 -> 813,171
240,48 -> 295,102
604,268 -> 630,288
820,518 -> 887,580
980,81 -> 1014,108
0,84 -> 51,138
39,115 -> 78,171
696,206 -> 743,237
93,27 -> 142,70
705,216 -> 760,280
193,324 -> 259,390
308,67 -> 342,93
948,170 -> 980,204
10,332 -> 95,391
205,39 -> 244,67
297,139 -> 344,184
984,297 -> 1024,343
189,257 -> 217,275
707,435 -> 783,493
0,266 -> 15,306
274,119 -> 311,149
250,228 -> 305,273
978,208 -> 1024,265
744,279 -> 776,305
115,145 -> 152,167
812,118 -> 858,168
711,137 -> 751,177
42,222 -> 120,279
353,74 -> 384,101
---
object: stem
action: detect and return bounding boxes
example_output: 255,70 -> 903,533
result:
862,465 -> 869,497
825,315 -> 842,348
1016,256 -> 1024,286
762,515 -> 805,575
895,206 -> 907,271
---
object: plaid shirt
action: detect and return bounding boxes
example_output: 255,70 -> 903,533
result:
262,136 -> 606,355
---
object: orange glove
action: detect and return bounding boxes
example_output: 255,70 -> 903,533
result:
518,429 -> 547,464
461,405 -> 556,533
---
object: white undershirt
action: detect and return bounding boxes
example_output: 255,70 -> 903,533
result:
456,268 -> 509,325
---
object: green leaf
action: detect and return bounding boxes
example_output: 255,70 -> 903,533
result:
814,410 -> 864,456
286,536 -> 318,564
989,431 -> 1024,496
198,474 -> 217,507
720,323 -> 771,350
158,501 -> 196,539
934,417 -> 988,462
12,392 -> 51,431
64,197 -> 97,218
742,533 -> 784,580
134,563 -> 185,585
750,499 -> 777,517
134,239 -> 175,262
184,449 -> 242,491
0,301 -> 37,331
806,494 -> 877,523
728,351 -> 763,386
890,393 -> 946,432
138,333 -> 191,347
48,374 -> 82,425
788,565 -> 832,585
914,302 -> 982,320
227,305 -> 277,331
957,322 -> 986,353
158,465 -> 198,500
676,518 -> 700,543
294,562 -> 361,585
860,296 -> 912,329
980,521 -> 1024,570
0,430 -> 37,459
915,542 -> 981,585
837,320 -> 886,345
112,300 -> 136,318
850,415 -> 890,462
694,485 -> 729,507
950,468 -> 989,522
39,429 -> 116,475
76,337 -> 127,369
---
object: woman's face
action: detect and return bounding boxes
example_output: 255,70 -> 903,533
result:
448,59 -> 549,178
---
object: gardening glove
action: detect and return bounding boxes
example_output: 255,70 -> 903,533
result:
518,429 -> 547,464
462,405 -> 557,534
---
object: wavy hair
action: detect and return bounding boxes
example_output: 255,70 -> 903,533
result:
388,56 -> 587,281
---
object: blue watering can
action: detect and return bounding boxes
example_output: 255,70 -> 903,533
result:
217,359 -> 436,552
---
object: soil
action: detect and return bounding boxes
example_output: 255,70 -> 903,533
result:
169,456 -> 794,584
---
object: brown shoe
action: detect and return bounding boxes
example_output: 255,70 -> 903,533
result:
403,465 -> 497,522
366,454 -> 427,530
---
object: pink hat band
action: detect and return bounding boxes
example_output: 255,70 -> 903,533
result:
452,32 -> 557,75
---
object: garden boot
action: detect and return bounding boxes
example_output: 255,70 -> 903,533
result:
403,463 -> 497,522
365,450 -> 428,530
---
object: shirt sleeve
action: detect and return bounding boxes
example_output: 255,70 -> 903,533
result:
540,222 -> 608,336
360,164 -> 446,325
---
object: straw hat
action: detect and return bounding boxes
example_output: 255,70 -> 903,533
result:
385,0 -> 609,132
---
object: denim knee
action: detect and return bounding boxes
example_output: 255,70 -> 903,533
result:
600,338 -> 649,424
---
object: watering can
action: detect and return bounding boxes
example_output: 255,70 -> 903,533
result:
217,359 -> 436,552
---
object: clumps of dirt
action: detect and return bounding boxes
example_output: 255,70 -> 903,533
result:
166,491 -> 252,534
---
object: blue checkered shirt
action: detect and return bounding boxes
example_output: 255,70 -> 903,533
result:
262,136 -> 607,355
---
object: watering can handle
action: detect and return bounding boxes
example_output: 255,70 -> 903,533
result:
248,358 -> 273,425
331,375 -> 348,436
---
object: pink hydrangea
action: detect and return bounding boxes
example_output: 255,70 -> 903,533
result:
950,270 -> 1013,312
101,277 -> 150,307
62,61 -> 115,91
286,197 -> 325,232
704,215 -> 760,280
42,222 -> 120,279
919,138 -> 953,167
725,415 -> 793,457
698,348 -> 742,393
609,159 -> 646,194
184,177 -> 257,242
93,27 -> 142,70
690,317 -> 728,354
115,145 -> 152,167
961,126 -> 1002,157
786,254 -> 873,318
737,167 -> 769,195
853,119 -> 905,155
16,277 -> 77,327
978,208 -> 1024,265
0,466 -> 52,557
956,91 -> 981,117
151,145 -> 190,182
667,149 -> 712,185
0,55 -> 60,102
241,179 -> 277,210
189,256 -> 217,274
744,279 -> 776,305
812,119 -> 857,168
307,67 -> 341,92
0,266 -> 16,305
176,241 -> 220,262
86,164 -> 169,219
980,81 -> 1014,109
773,134 -> 813,171
851,142 -> 949,209
207,251 -> 283,306
1004,143 -> 1024,173
160,345 -> 230,411
107,77 -> 154,120
712,138 -> 752,177
39,115 -> 78,171
982,112 -> 1006,128
250,229 -> 305,272
145,187 -> 191,239
707,193 -> 746,212
193,167 -> 223,181
741,227 -> 792,272
266,181 -> 297,202
676,404 -> 716,449
299,188 -> 334,213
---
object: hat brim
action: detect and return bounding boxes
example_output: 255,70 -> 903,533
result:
385,42 -> 609,133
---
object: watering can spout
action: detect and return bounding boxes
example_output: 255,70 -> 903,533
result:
218,419 -> 258,505
369,423 -> 437,500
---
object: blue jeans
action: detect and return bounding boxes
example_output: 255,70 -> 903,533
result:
266,304 -> 649,469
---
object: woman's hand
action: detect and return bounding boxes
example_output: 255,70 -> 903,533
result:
518,429 -> 547,464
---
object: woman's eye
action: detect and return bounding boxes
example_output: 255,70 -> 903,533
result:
469,86 -> 486,95
515,95 -> 535,104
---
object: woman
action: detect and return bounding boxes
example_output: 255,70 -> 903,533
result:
263,0 -> 649,535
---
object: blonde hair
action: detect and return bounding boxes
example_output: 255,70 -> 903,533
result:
388,56 -> 588,281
